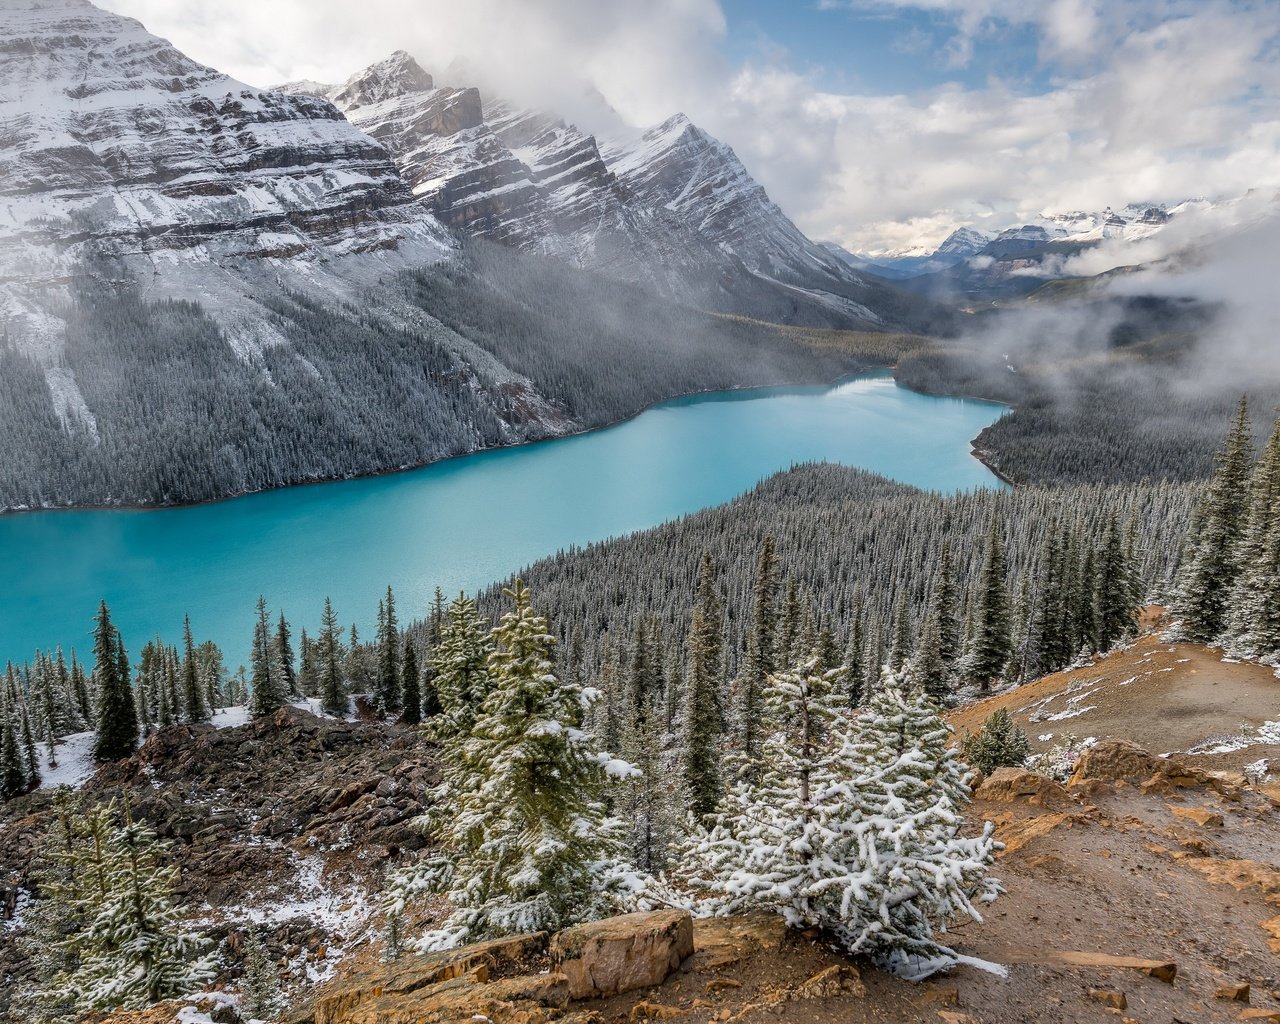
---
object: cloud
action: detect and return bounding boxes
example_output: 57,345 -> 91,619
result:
98,0 -> 1280,253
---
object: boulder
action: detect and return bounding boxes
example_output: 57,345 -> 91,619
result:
1216,982 -> 1251,1002
551,910 -> 694,1000
1087,988 -> 1127,1009
313,933 -> 548,1024
1069,740 -> 1162,786
1238,1011 -> 1280,1022
1050,950 -> 1176,983
975,768 -> 1069,804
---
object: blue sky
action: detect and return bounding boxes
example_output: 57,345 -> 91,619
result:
722,0 -> 1048,96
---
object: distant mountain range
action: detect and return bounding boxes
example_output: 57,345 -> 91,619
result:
822,200 -> 1252,301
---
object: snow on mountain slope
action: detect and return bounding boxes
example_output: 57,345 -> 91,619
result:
598,113 -> 861,289
315,55 -> 910,329
0,0 -> 455,403
0,1 -> 447,280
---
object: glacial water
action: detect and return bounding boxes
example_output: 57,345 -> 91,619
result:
0,373 -> 1005,667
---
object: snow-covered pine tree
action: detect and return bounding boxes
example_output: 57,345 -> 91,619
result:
1174,396 -> 1255,642
389,580 -> 635,949
17,790 -> 85,1024
622,693 -> 677,872
239,928 -> 281,1022
92,603 -> 137,762
676,650 -> 850,927
44,799 -> 215,1011
1226,413 -> 1280,657
837,672 -> 1000,961
428,593 -> 493,740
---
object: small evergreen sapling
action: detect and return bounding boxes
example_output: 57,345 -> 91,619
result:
962,708 -> 1032,775
240,928 -> 281,1022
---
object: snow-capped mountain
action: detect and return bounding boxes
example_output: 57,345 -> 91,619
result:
0,0 -> 465,440
857,202 -> 1216,281
292,53 -> 911,329
0,2 -> 447,283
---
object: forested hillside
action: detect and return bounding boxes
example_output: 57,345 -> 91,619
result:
0,249 -> 872,510
473,465 -> 1198,697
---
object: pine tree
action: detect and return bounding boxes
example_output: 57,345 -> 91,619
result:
181,617 -> 209,724
736,536 -> 779,762
20,706 -> 40,786
429,594 -> 493,740
400,640 -> 422,726
967,516 -> 1011,690
1227,413 -> 1280,656
318,598 -> 348,718
845,601 -> 866,707
908,608 -> 950,703
239,928 -> 281,1022
1,708 -> 26,798
837,673 -> 1000,958
376,586 -> 402,715
92,604 -> 137,762
622,693 -> 675,872
887,593 -> 912,671
275,613 -> 298,698
43,799 -> 216,1010
682,597 -> 723,819
389,581 -> 634,948
1095,518 -> 1137,650
677,652 -> 851,934
962,708 -> 1031,775
934,541 -> 961,669
250,598 -> 286,719
1175,396 -> 1255,642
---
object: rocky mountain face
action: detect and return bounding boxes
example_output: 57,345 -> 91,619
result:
297,53 -> 914,331
0,0 -> 454,436
0,1 -> 447,281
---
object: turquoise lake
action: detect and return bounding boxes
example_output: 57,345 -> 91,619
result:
0,373 -> 1005,668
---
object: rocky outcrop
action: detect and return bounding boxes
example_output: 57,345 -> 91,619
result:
550,910 -> 694,999
975,767 -> 1069,804
302,912 -> 694,1024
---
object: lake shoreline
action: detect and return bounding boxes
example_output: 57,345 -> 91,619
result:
0,364 -> 1013,518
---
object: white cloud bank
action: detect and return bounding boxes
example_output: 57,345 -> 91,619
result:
98,0 -> 1280,253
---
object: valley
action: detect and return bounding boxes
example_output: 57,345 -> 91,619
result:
1,2 -> 1278,1024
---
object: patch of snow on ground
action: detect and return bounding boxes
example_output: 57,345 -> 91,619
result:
1045,705 -> 1097,722
36,730 -> 96,790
